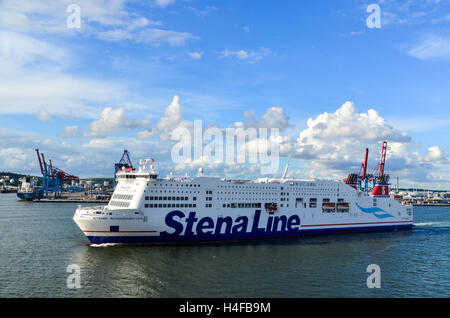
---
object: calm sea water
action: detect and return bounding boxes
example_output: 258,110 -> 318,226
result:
0,193 -> 449,298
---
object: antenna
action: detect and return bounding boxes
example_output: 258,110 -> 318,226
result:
282,163 -> 289,179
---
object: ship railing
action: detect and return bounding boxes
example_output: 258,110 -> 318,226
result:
77,205 -> 107,211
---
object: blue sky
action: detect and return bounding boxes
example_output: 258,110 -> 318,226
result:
0,0 -> 450,189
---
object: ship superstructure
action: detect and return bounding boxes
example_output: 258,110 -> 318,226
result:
73,143 -> 413,244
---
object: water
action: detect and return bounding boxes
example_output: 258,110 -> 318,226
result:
0,193 -> 449,298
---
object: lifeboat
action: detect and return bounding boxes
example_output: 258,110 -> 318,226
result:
337,203 -> 350,213
322,203 -> 336,213
265,202 -> 278,211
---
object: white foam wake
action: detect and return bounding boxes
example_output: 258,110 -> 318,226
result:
414,221 -> 450,228
88,243 -> 119,247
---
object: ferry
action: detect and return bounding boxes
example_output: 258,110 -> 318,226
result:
73,142 -> 413,244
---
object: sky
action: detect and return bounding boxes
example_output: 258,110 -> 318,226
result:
0,0 -> 450,189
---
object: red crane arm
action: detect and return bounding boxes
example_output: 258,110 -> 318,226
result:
378,141 -> 388,177
35,149 -> 44,175
362,148 -> 369,179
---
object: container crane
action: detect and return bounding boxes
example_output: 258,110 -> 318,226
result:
344,141 -> 390,196
114,150 -> 134,187
35,149 -> 79,198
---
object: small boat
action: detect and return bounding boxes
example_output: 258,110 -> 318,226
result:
0,186 -> 18,193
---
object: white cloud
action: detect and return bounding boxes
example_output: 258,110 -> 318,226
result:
60,126 -> 81,138
97,27 -> 198,46
154,0 -> 176,8
136,128 -> 157,139
86,107 -> 150,137
0,0 -> 129,33
0,30 -> 68,74
423,146 -> 448,163
0,0 -> 196,47
0,147 -> 36,171
247,107 -> 290,131
408,34 -> 450,60
186,6 -> 217,17
1,95 -> 449,189
35,109 -> 52,121
155,96 -> 193,140
220,48 -> 272,62
187,51 -> 204,60
292,102 -> 414,174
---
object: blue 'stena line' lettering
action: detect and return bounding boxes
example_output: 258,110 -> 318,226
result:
160,210 -> 302,238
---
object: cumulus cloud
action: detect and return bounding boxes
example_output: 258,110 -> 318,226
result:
4,94 -> 449,188
423,146 -> 448,164
291,101 -> 416,176
136,128 -> 157,139
86,107 -> 150,137
153,96 -> 194,140
35,109 -> 51,121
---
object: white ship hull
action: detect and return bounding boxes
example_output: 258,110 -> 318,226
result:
73,163 -> 413,244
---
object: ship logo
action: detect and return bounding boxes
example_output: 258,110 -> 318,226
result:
355,203 -> 394,219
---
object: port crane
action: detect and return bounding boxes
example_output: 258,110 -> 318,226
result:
114,150 -> 134,187
35,149 -> 79,198
344,141 -> 390,196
